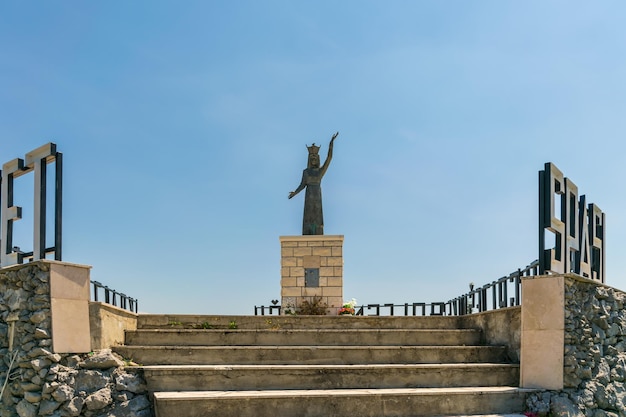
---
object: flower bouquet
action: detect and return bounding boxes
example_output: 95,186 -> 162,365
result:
338,298 -> 357,315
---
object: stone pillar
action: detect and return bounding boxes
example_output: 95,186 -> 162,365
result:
520,274 -> 565,389
280,235 -> 344,315
49,262 -> 92,353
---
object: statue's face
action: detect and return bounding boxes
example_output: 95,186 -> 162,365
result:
309,154 -> 320,168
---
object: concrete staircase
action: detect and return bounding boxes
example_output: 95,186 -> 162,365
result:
113,315 -> 533,417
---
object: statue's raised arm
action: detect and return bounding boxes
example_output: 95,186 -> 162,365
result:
320,132 -> 338,177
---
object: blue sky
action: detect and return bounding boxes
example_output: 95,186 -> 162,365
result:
2,2 -> 626,314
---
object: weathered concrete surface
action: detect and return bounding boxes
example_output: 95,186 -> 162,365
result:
113,344 -> 508,366
90,301 -> 138,349
461,306 -> 521,362
124,328 -> 481,346
137,314 -> 465,330
118,313 -> 533,416
153,387 -> 533,417
141,363 -> 519,391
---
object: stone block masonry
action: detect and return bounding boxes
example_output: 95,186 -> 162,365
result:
280,235 -> 344,315
0,261 -> 153,417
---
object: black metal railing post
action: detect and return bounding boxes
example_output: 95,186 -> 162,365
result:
91,281 -> 138,313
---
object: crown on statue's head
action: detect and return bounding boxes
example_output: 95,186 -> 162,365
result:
307,143 -> 320,155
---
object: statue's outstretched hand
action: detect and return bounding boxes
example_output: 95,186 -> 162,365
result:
288,191 -> 296,199
331,132 -> 339,141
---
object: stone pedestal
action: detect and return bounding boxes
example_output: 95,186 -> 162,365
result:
280,235 -> 344,315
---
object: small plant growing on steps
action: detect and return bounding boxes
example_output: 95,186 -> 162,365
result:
228,320 -> 238,329
123,357 -> 141,366
265,319 -> 281,330
298,296 -> 329,315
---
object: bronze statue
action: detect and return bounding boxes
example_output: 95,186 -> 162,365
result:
289,132 -> 339,235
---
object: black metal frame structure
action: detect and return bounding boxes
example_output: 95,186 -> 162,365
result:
0,143 -> 62,266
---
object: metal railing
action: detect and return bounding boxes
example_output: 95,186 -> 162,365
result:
254,260 -> 540,316
448,260 -> 539,315
254,305 -> 282,315
91,281 -> 138,313
354,302 -> 447,316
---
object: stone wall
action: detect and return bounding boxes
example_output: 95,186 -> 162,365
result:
526,275 -> 626,416
89,303 -> 137,351
280,235 -> 344,315
0,262 -> 152,417
461,306 -> 521,362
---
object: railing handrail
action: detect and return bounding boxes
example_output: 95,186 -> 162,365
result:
446,260 -> 539,316
91,280 -> 138,313
254,260 -> 540,316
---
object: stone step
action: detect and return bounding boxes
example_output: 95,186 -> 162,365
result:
113,345 -> 508,366
137,314 -> 465,330
140,363 -> 520,391
152,387 -> 533,417
125,328 -> 482,346
446,415 -> 527,417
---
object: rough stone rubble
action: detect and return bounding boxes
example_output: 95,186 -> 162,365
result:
1,263 -> 152,417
